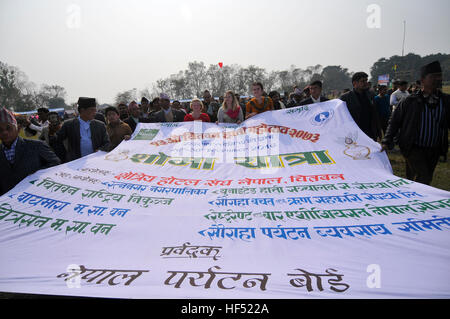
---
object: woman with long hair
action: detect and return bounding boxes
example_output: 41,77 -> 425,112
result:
184,98 -> 211,122
217,90 -> 244,124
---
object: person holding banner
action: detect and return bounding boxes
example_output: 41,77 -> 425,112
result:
50,97 -> 110,162
268,91 -> 286,110
105,106 -> 132,150
0,107 -> 61,195
184,98 -> 210,122
299,81 -> 329,105
382,61 -> 449,185
152,93 -> 186,123
340,72 -> 382,141
124,101 -> 151,133
217,90 -> 244,124
245,82 -> 273,119
203,90 -> 220,122
172,100 -> 186,114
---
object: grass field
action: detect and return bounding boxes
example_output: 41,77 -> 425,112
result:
387,146 -> 449,191
442,85 -> 450,94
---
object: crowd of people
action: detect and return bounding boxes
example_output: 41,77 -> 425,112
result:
0,60 -> 448,195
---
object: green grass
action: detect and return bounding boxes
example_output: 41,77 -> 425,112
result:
442,85 -> 450,94
387,146 -> 450,191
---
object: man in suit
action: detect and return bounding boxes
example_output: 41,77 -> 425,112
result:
299,81 -> 329,105
0,107 -> 61,195
152,93 -> 186,122
124,101 -> 152,133
50,97 -> 110,162
340,72 -> 382,141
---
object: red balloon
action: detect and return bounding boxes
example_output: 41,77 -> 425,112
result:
218,62 -> 223,68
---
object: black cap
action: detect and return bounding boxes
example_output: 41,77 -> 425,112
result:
77,97 -> 97,109
420,61 -> 442,78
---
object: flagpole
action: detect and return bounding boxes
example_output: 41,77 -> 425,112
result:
402,20 -> 406,56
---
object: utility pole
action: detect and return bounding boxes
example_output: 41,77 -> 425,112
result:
402,20 -> 406,56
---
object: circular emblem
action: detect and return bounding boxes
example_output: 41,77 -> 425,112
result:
310,110 -> 333,126
105,150 -> 129,162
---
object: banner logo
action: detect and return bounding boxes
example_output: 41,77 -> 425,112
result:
310,110 -> 334,126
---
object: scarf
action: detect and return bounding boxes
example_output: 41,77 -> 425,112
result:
225,105 -> 240,119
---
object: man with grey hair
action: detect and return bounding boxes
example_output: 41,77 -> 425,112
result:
0,107 -> 60,195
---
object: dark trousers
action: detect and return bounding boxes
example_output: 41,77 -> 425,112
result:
404,146 -> 441,185
380,116 -> 389,135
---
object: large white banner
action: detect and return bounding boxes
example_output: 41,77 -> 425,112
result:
0,99 -> 449,298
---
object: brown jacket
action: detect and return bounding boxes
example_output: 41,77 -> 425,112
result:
107,121 -> 132,150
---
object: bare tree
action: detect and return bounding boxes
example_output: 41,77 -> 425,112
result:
185,61 -> 207,98
0,62 -> 32,111
115,88 -> 137,105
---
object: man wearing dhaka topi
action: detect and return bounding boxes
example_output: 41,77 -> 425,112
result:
0,107 -> 61,195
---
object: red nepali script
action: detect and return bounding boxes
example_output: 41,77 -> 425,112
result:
149,123 -> 320,147
112,172 -> 290,188
289,174 -> 345,183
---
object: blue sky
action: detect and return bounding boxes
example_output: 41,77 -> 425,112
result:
1,0 -> 449,103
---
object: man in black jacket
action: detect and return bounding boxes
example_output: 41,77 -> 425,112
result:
123,101 -> 154,133
299,80 -> 329,105
0,107 -> 61,195
381,61 -> 449,185
50,97 -> 110,162
124,101 -> 141,133
340,72 -> 382,141
151,93 -> 186,123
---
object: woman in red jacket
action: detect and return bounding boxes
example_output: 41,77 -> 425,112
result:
184,98 -> 211,122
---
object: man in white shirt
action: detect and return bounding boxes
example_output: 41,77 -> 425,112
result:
299,81 -> 329,105
27,107 -> 49,133
390,80 -> 410,110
